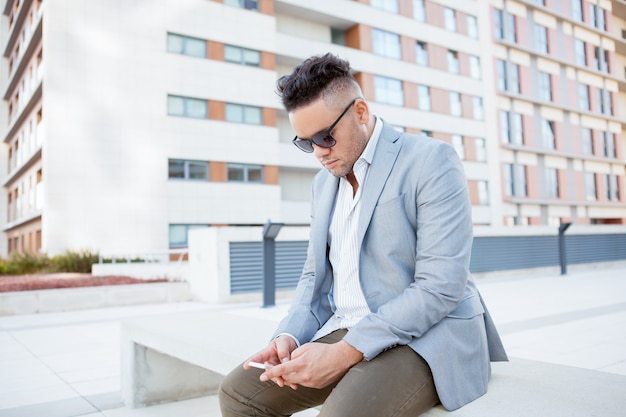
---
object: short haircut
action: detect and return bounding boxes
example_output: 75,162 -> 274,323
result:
276,53 -> 359,111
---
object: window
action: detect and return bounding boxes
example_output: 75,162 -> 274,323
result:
494,9 -> 505,40
574,39 -> 586,66
447,50 -> 459,73
331,28 -> 346,46
478,181 -> 489,205
418,85 -> 431,111
224,0 -> 259,11
534,24 -> 548,54
598,89 -> 613,115
372,0 -> 398,13
467,15 -> 479,39
449,92 -> 461,116
168,159 -> 209,181
167,95 -> 208,119
545,168 -> 559,198
541,119 -> 555,149
416,42 -> 428,66
509,63 -> 520,93
592,47 -> 610,73
469,56 -> 481,79
602,132 -> 615,158
444,8 -> 457,32
581,128 -> 594,155
373,29 -> 401,59
413,0 -> 425,21
505,13 -> 517,42
589,4 -> 606,30
169,224 -> 209,248
167,33 -> 207,58
609,175 -> 620,201
497,60 -> 507,91
452,135 -> 465,159
227,163 -> 264,183
585,172 -> 597,201
475,138 -> 487,162
501,111 -> 524,145
538,71 -> 552,101
592,46 -> 601,71
572,0 -> 583,21
375,76 -> 404,106
498,60 -> 520,93
473,97 -> 484,120
225,103 -> 262,125
578,83 -> 590,111
504,163 -> 527,197
224,45 -> 261,66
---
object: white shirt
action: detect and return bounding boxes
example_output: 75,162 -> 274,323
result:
312,116 -> 383,341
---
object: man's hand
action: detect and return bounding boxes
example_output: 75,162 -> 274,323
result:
260,340 -> 363,389
244,335 -> 299,388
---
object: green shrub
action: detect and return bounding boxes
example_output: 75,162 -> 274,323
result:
49,250 -> 100,274
0,249 -> 100,275
6,252 -> 49,274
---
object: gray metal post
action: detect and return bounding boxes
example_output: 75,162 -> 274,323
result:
262,220 -> 283,308
558,223 -> 572,275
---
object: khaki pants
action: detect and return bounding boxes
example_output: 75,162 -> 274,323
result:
218,330 -> 439,417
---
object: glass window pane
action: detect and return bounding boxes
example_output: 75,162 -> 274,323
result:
188,161 -> 208,180
450,92 -> 461,116
169,225 -> 188,247
226,104 -> 243,122
224,45 -> 243,63
375,76 -> 403,106
247,166 -> 263,183
184,37 -> 206,58
418,85 -> 430,111
186,98 -> 207,118
413,0 -> 425,21
243,49 -> 261,66
416,42 -> 428,66
167,96 -> 185,116
228,164 -> 245,181
244,106 -> 262,125
444,8 -> 456,31
467,15 -> 479,38
167,33 -> 183,54
168,159 -> 185,178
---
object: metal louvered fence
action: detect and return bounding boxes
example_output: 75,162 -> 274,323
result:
229,233 -> 626,294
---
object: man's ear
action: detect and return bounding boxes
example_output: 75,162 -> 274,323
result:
354,99 -> 370,124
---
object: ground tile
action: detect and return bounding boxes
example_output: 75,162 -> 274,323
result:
0,396 -> 96,417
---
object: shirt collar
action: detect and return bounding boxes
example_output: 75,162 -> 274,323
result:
358,116 -> 383,166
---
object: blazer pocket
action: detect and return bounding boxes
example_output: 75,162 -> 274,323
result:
370,194 -> 414,245
447,294 -> 484,319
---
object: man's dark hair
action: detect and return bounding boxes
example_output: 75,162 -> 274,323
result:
276,53 -> 357,111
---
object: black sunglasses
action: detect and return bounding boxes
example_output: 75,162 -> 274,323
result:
292,97 -> 362,153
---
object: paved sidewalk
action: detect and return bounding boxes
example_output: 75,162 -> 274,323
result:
0,265 -> 625,416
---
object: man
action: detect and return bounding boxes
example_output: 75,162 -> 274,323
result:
219,53 -> 507,417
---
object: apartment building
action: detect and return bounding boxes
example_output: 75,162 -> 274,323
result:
1,0 -> 625,257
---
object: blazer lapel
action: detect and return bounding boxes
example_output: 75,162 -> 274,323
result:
357,122 -> 402,247
312,173 -> 339,273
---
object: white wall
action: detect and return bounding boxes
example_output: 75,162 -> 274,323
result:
40,0 -> 283,255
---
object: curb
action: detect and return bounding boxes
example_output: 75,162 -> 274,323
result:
0,281 -> 190,316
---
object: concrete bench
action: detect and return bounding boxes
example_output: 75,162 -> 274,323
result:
121,310 -> 626,416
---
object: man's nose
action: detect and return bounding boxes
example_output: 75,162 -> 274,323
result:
313,144 -> 330,158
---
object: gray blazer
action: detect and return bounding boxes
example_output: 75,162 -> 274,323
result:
274,121 -> 508,411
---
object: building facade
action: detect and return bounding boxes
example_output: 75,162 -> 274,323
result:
1,0 -> 625,257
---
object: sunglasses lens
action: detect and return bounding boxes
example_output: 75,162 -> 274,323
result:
312,134 -> 336,149
293,138 -> 314,153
